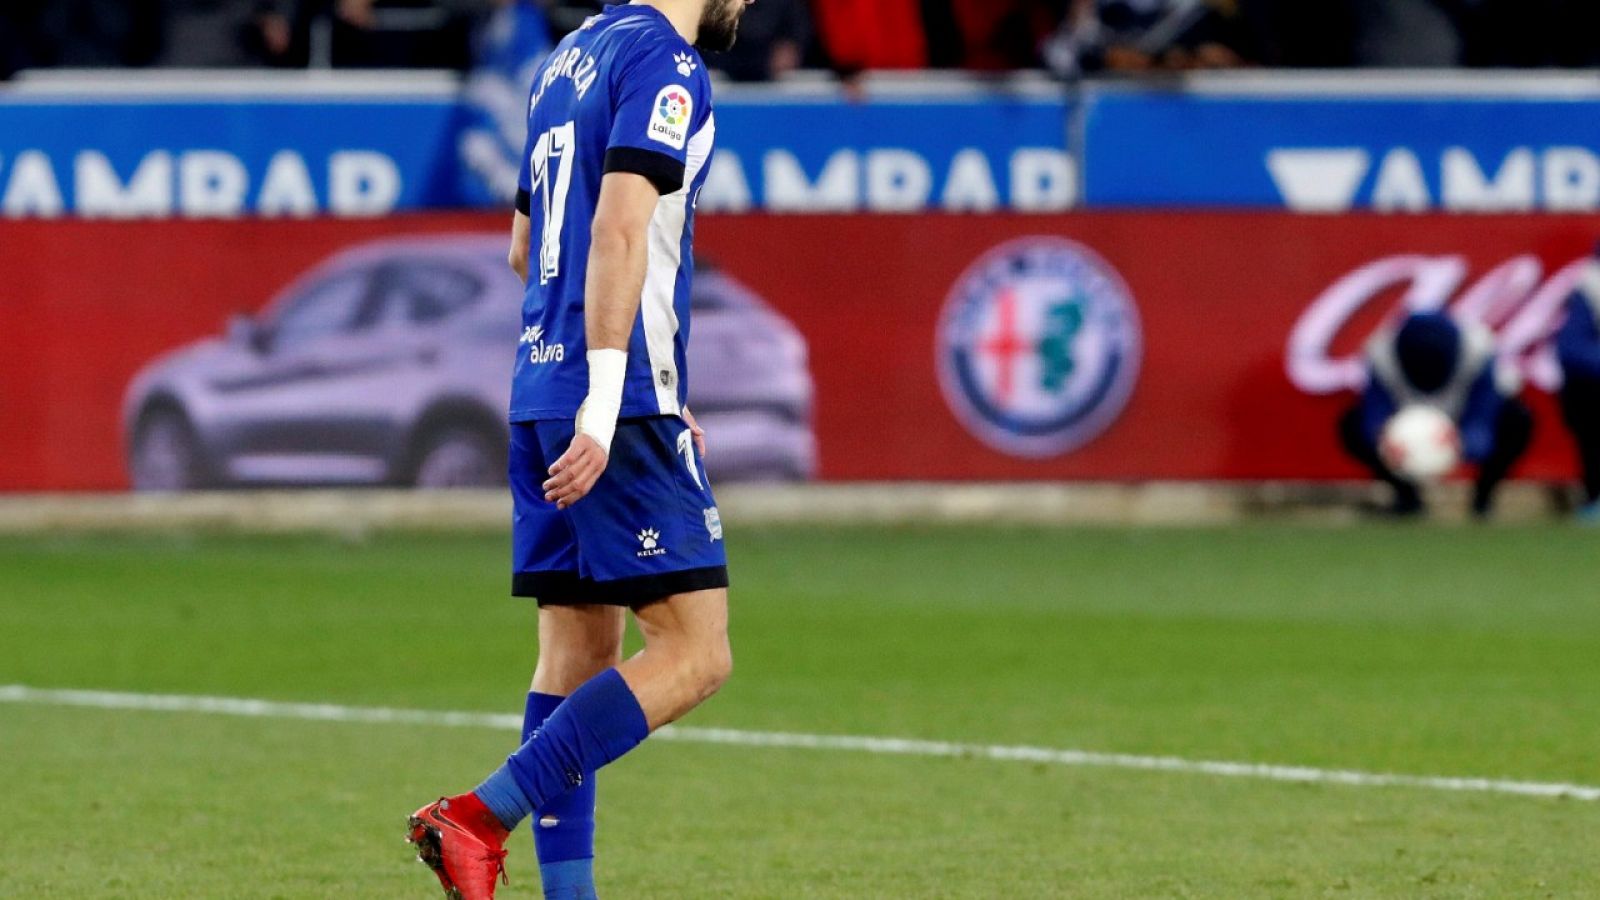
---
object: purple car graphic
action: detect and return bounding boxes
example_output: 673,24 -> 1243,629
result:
123,234 -> 816,490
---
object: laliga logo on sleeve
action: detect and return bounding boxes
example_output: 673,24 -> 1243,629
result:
649,86 -> 692,150
936,238 -> 1142,458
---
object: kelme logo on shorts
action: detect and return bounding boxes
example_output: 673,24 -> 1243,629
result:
936,237 -> 1142,458
636,528 -> 666,558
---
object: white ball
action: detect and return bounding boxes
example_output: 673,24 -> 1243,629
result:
1379,404 -> 1462,483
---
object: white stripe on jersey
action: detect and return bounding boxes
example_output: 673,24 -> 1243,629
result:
641,112 -> 716,415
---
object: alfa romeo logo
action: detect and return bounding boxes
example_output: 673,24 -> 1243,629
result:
936,238 -> 1143,458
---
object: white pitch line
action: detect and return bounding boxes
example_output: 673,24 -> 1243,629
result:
2,684 -> 1597,803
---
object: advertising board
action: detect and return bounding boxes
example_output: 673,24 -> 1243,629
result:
1082,80 -> 1600,213
15,74 -> 1600,215
0,81 -> 1073,217
696,213 -> 1590,481
1,213 -> 1591,490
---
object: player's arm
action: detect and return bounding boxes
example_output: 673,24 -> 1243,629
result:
542,172 -> 661,509
1458,369 -> 1504,462
683,405 -> 706,457
508,210 -> 531,284
1359,381 -> 1396,447
510,85 -> 537,285
1558,292 -> 1600,381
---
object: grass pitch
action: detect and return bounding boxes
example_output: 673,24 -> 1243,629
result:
2,524 -> 1598,898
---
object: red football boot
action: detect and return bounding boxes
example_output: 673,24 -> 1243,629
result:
406,793 -> 510,900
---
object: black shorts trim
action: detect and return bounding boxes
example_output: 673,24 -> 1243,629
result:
514,188 -> 531,216
603,147 -> 685,195
514,565 -> 728,608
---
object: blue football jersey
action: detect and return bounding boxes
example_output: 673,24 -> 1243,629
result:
509,3 -> 715,423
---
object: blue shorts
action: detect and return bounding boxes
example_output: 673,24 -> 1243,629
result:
510,416 -> 728,607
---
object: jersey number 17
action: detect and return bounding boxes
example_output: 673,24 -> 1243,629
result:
529,122 -> 576,285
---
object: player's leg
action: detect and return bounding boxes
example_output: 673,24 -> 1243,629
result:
616,587 -> 732,728
473,588 -> 729,830
474,415 -> 730,829
507,424 -> 624,899
1338,403 -> 1422,513
520,604 -> 624,900
402,421 -> 598,900
1559,376 -> 1600,515
409,415 -> 729,899
532,605 -> 627,696
1471,399 -> 1533,517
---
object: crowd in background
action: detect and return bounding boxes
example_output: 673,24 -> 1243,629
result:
4,0 -> 1600,82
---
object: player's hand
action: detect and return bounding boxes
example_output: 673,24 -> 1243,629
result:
544,433 -> 608,509
683,406 -> 706,458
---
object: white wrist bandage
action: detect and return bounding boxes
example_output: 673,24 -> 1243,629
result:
575,348 -> 627,455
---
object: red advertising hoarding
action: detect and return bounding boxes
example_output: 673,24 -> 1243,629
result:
0,212 -> 1592,490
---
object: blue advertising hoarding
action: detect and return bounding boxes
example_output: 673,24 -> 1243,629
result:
0,95 -> 465,217
704,94 -> 1075,213
8,73 -> 1600,216
1081,77 -> 1600,213
0,75 -> 1074,217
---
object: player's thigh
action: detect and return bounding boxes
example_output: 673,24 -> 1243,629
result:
532,604 -> 627,694
632,587 -> 730,666
624,587 -> 731,728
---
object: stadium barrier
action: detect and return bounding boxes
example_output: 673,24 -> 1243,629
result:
1,213 -> 1592,490
5,72 -> 1600,497
11,70 -> 1600,215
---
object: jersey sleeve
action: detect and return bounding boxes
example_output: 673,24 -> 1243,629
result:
1560,286 -> 1600,382
1457,368 -> 1505,463
515,76 -> 538,215
1358,380 -> 1397,447
604,42 -> 710,195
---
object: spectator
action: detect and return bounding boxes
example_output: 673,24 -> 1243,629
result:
0,3 -> 42,79
1044,0 -> 1251,77
158,0 -> 297,67
706,0 -> 812,81
1556,252 -> 1600,522
1460,0 -> 1600,68
944,0 -> 1069,71
472,0 -> 551,70
1235,0 -> 1356,67
1337,312 -> 1532,518
258,0 -> 488,69
543,0 -> 605,41
27,0 -> 164,69
458,0 -> 553,202
811,0 -> 929,74
1348,0 -> 1464,67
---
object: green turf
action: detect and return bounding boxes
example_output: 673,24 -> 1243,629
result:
3,525 -> 1598,897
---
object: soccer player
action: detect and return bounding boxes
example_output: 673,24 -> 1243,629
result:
405,1 -> 749,898
1557,250 -> 1600,522
1337,311 -> 1533,517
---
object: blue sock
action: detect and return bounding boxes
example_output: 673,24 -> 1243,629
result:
476,669 -> 648,833
539,859 -> 599,900
524,692 -> 598,900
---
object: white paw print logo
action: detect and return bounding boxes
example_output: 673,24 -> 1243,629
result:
674,52 -> 697,77
637,528 -> 660,550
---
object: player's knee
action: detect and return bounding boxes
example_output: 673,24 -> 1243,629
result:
693,639 -> 733,700
536,642 -> 623,693
662,638 -> 730,705
573,643 -> 623,679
